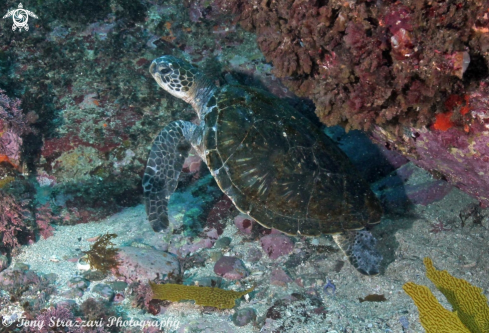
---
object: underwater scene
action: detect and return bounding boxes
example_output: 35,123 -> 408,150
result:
0,0 -> 489,332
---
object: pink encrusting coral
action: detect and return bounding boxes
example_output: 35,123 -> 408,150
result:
0,130 -> 23,163
0,90 -> 56,249
0,89 -> 33,166
372,80 -> 489,207
216,0 -> 481,131
0,90 -> 32,137
0,192 -> 29,249
31,305 -> 75,333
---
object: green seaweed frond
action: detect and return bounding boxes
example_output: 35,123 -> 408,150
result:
82,233 -> 119,273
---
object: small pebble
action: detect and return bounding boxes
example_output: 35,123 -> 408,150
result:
270,268 -> 292,286
246,248 -> 262,262
234,214 -> 255,235
116,246 -> 180,282
192,276 -> 223,288
232,308 -> 256,326
67,276 -> 89,289
82,270 -> 107,281
260,233 -> 294,259
60,288 -> 84,298
214,256 -> 249,280
209,251 -> 223,262
13,263 -> 29,271
113,292 -> 125,303
92,283 -> 114,301
106,281 -> 128,292
56,300 -> 78,311
44,273 -> 58,283
246,248 -> 263,262
399,316 -> 409,330
214,237 -> 231,249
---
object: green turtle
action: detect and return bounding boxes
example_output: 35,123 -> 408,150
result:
144,55 -> 383,275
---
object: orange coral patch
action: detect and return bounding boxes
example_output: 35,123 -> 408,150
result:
433,112 -> 454,131
445,94 -> 471,116
0,154 -> 20,170
0,154 -> 9,163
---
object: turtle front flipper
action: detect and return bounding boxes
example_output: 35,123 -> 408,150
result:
333,230 -> 382,276
143,120 -> 201,232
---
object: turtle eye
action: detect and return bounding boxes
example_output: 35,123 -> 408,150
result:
160,67 -> 172,75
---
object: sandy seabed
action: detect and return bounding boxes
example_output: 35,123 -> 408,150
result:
2,173 -> 488,333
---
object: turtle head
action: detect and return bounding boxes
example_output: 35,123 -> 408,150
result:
150,55 -> 205,106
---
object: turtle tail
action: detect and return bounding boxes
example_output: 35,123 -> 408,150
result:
332,230 -> 382,275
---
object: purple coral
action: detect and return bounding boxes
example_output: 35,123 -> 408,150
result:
0,192 -> 29,249
0,130 -> 22,162
0,89 -> 32,164
0,89 -> 31,137
0,269 -> 41,293
215,0 -> 482,131
0,192 -> 57,250
128,281 -> 153,310
31,305 -> 74,333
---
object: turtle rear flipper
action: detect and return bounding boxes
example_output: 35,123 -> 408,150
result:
143,120 -> 201,232
333,230 -> 382,276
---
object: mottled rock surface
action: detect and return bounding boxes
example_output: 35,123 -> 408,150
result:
115,246 -> 180,282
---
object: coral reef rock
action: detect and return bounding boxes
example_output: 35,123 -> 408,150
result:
217,0 -> 489,206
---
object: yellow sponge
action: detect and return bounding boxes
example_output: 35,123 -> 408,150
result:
150,281 -> 255,309
403,257 -> 489,333
403,282 -> 470,333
